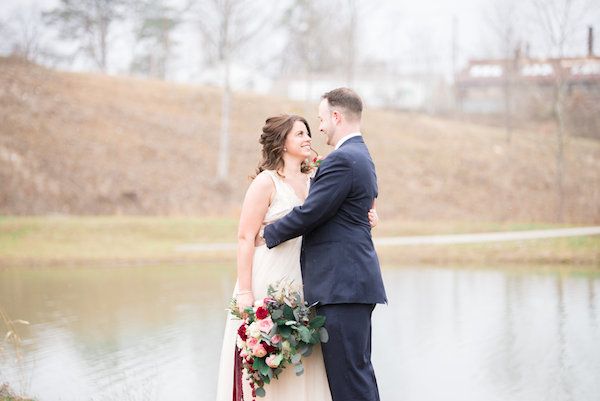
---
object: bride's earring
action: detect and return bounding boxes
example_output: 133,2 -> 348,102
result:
284,147 -> 287,152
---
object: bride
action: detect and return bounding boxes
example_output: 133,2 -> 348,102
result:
215,114 -> 378,401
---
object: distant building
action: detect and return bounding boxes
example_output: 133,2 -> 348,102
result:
455,55 -> 600,114
455,27 -> 600,117
273,73 -> 451,112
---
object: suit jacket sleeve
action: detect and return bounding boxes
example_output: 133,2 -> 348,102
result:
264,152 -> 352,249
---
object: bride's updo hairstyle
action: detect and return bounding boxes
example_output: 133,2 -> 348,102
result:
255,114 -> 313,177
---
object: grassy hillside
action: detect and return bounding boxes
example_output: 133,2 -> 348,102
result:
1,56 -> 599,223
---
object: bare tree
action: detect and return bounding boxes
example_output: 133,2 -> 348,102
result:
43,0 -> 125,72
280,0 -> 344,108
343,0 -> 358,86
129,0 -> 180,79
1,6 -> 45,62
189,0 -> 272,182
529,0 -> 594,221
485,0 -> 522,143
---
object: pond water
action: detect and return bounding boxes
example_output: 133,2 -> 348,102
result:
1,264 -> 599,401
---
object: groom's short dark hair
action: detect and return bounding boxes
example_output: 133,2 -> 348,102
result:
322,88 -> 362,121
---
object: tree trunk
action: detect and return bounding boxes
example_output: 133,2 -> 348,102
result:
217,60 -> 231,181
503,71 -> 512,144
553,80 -> 566,222
346,0 -> 357,86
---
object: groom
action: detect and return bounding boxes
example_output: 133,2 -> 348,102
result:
263,87 -> 387,401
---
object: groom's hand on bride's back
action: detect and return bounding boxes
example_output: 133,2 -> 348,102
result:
368,208 -> 379,228
368,198 -> 379,228
255,224 -> 266,246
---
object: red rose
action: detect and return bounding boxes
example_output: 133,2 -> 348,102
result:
264,342 -> 278,354
255,306 -> 269,320
237,324 -> 247,341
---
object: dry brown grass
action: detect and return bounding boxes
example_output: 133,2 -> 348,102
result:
1,216 -> 597,268
0,383 -> 33,401
1,56 -> 599,223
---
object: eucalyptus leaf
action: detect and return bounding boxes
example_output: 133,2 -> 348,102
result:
273,353 -> 283,366
291,353 -> 301,364
255,387 -> 266,397
319,327 -> 329,343
283,304 -> 295,321
297,325 -> 312,343
298,344 -> 308,355
309,315 -> 326,329
253,357 -> 268,375
294,363 -> 304,376
279,325 -> 292,338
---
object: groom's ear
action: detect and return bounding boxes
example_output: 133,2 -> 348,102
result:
332,110 -> 342,124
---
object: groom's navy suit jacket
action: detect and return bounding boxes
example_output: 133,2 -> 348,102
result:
264,136 -> 387,306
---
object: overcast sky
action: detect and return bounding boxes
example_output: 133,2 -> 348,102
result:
1,0 -> 598,83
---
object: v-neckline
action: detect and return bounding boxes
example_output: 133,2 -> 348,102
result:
277,173 -> 309,203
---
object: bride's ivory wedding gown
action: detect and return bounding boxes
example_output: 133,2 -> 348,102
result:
215,170 -> 332,401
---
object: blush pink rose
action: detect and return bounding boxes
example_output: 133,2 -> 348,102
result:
247,337 -> 259,348
252,343 -> 267,358
258,317 -> 274,333
270,334 -> 282,344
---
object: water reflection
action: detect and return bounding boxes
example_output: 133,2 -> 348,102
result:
1,265 -> 599,401
372,267 -> 600,401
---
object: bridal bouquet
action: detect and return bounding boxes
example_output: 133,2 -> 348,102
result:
229,283 -> 328,399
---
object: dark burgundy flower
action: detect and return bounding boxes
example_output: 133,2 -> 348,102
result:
255,306 -> 269,320
237,324 -> 247,341
264,342 -> 278,354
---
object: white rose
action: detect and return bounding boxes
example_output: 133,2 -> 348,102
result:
248,322 -> 261,338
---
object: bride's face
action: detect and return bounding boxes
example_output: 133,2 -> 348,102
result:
284,121 -> 312,160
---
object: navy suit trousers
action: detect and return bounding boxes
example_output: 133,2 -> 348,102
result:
317,304 -> 380,401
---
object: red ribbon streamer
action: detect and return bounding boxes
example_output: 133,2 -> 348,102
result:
233,337 -> 244,401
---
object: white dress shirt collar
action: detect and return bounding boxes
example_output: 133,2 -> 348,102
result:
334,132 -> 362,150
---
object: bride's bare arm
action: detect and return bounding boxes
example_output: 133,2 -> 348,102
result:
236,173 -> 274,313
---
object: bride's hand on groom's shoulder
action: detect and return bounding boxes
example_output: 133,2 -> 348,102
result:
368,208 -> 379,228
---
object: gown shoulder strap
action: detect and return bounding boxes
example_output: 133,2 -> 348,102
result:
262,170 -> 284,193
